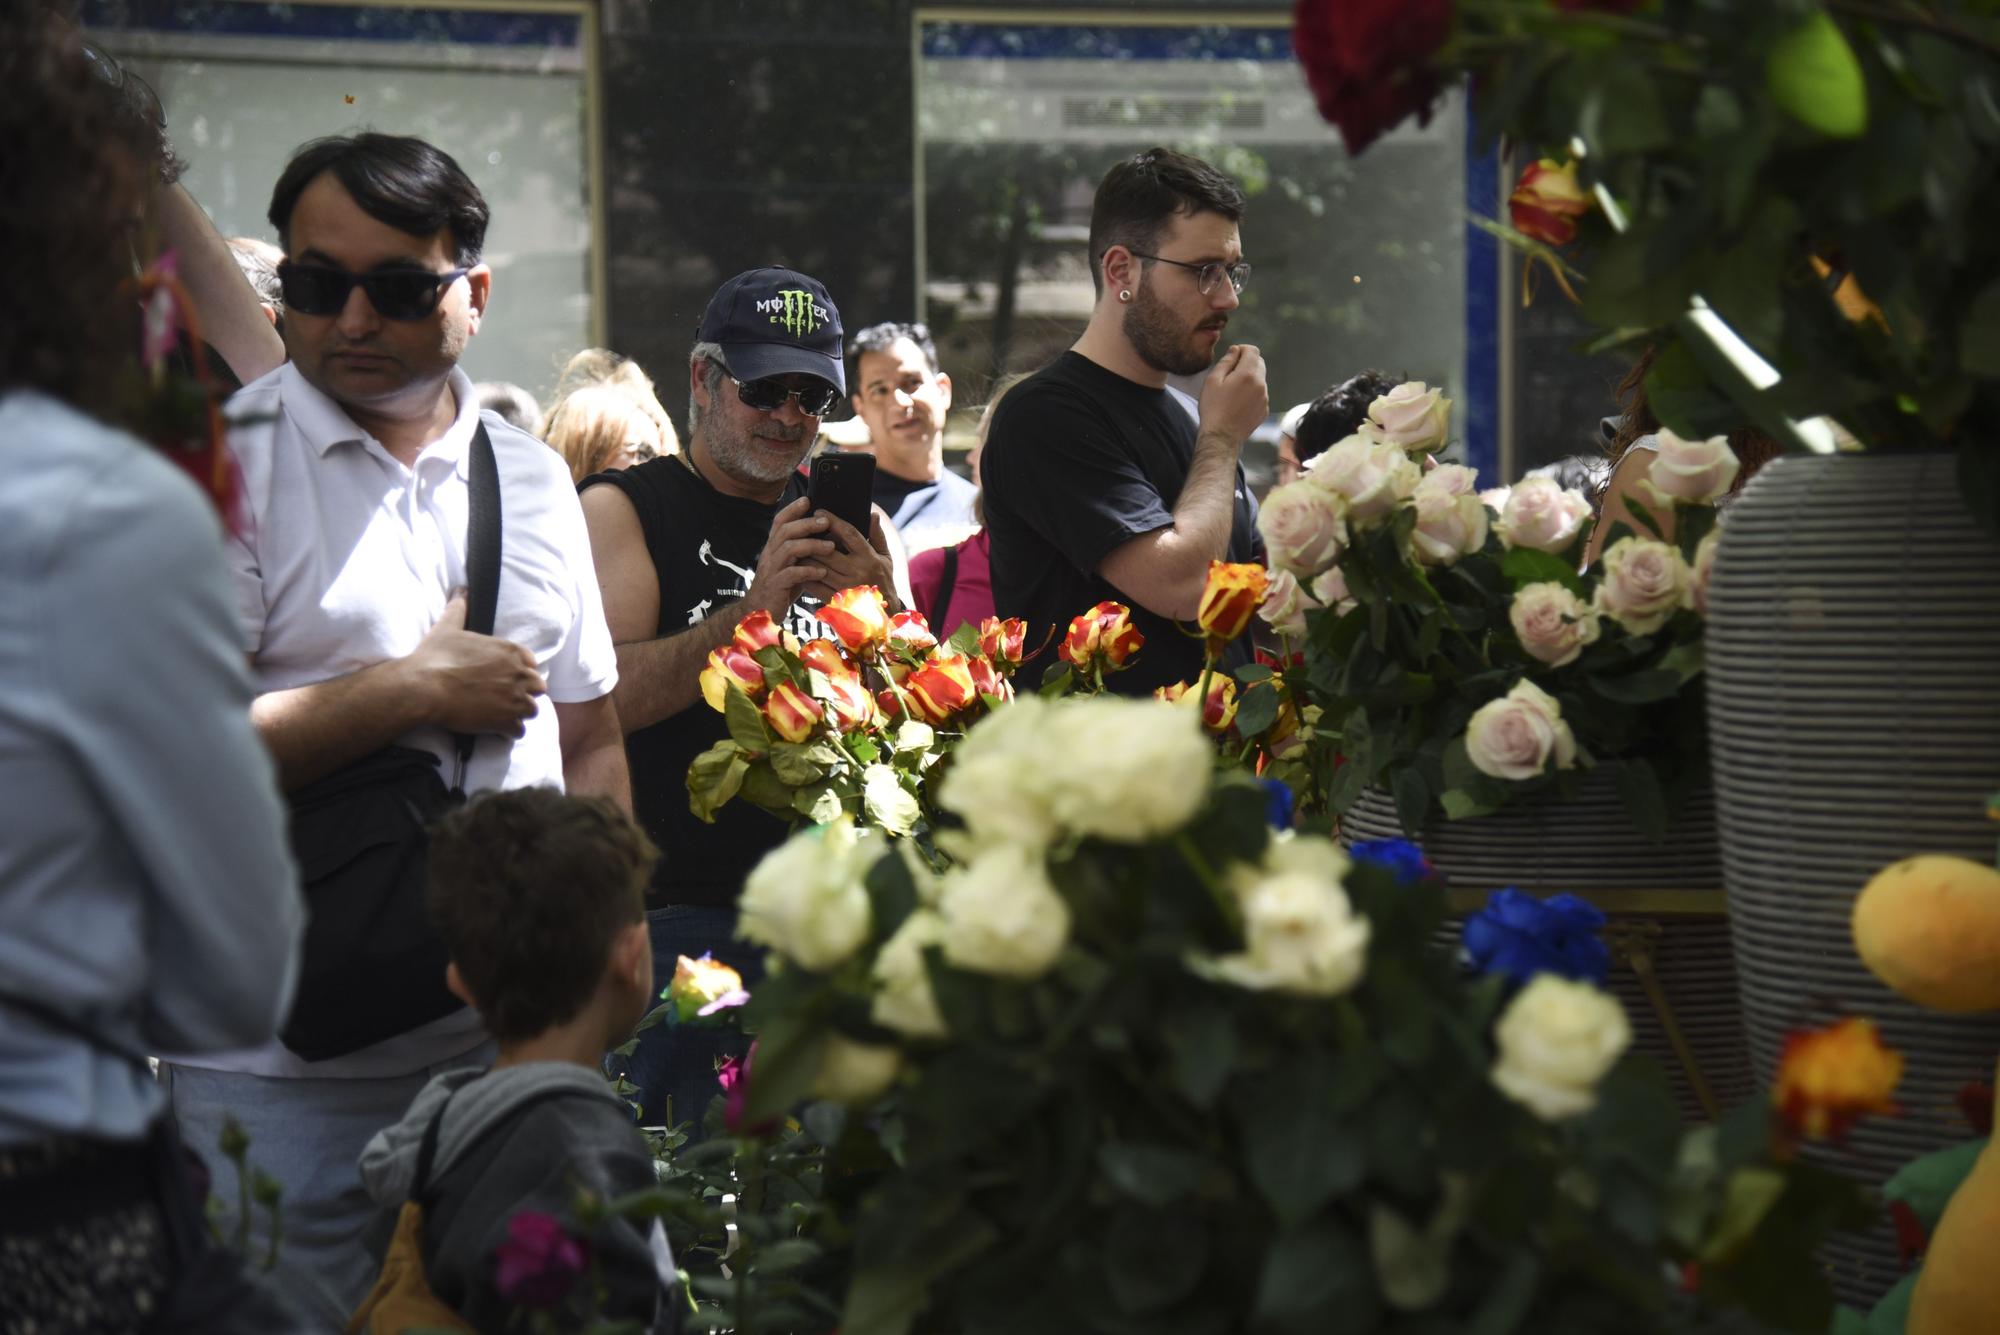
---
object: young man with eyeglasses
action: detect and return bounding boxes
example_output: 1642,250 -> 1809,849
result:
163,132 -> 628,1328
983,147 -> 1269,695
580,267 -> 900,1134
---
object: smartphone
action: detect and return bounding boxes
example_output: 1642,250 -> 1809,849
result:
807,451 -> 876,553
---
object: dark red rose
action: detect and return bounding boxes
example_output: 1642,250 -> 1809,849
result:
1293,0 -> 1453,155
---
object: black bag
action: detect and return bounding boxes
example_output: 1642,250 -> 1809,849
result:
279,424 -> 502,1062
0,991 -> 310,1333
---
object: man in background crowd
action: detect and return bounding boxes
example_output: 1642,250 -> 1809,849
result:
981,147 -> 1267,695
845,320 -> 979,550
166,131 -> 627,1328
1291,367 -> 1403,473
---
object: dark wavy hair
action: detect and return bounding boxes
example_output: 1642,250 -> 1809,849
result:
269,132 -> 489,264
848,320 -> 941,380
0,12 -> 156,411
1294,369 -> 1404,464
426,787 -> 656,1045
1088,147 -> 1245,297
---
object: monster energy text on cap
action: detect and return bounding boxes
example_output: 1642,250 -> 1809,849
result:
696,266 -> 846,393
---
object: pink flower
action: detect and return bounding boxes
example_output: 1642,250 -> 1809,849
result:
493,1210 -> 589,1310
718,1046 -> 779,1137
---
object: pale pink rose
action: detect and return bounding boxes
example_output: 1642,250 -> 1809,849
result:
1410,489 -> 1489,566
1495,477 -> 1593,553
1311,566 -> 1356,615
1256,480 -> 1348,575
1592,536 -> 1693,635
1258,567 -> 1323,639
1479,485 -> 1513,513
1421,463 -> 1479,498
1305,434 -> 1421,524
1464,680 -> 1578,782
1690,529 -> 1720,616
1509,582 -> 1601,667
1639,430 -> 1740,507
1361,381 -> 1452,455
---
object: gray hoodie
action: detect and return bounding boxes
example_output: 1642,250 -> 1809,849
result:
359,1061 -> 678,1333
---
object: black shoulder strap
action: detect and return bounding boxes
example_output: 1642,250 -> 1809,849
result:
929,542 -> 960,631
414,1086 -> 609,1202
453,423 -> 503,785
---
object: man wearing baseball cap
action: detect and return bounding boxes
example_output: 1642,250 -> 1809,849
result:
580,266 -> 899,1130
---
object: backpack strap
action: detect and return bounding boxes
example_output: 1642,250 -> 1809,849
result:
450,422 -> 503,794
927,541 -> 960,631
413,1085 -> 610,1204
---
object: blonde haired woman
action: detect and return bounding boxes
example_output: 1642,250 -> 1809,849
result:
542,349 -> 679,484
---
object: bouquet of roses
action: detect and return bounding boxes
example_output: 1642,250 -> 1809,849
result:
686,587 -> 1029,838
1254,382 -> 1732,836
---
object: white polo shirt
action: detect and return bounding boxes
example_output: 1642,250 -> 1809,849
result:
177,362 -> 618,1079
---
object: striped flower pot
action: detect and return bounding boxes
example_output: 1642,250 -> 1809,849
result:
1341,777 -> 1753,1126
1706,450 -> 2000,1307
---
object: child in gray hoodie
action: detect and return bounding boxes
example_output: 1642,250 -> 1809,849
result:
355,789 -> 681,1333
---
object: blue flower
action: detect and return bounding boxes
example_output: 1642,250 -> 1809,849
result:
1462,888 -> 1610,985
1258,778 -> 1295,831
1347,838 -> 1433,887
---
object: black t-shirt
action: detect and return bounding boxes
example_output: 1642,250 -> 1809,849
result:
582,458 -> 817,909
982,352 -> 1260,695
872,469 -> 928,521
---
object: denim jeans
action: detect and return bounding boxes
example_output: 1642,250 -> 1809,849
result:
164,1043 -> 491,1333
611,904 -> 762,1136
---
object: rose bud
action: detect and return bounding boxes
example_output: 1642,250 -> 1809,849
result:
818,585 -> 891,654
1158,676 -> 1238,733
1060,601 -> 1145,675
905,654 -> 979,724
819,670 -> 878,732
965,654 -> 1013,705
887,608 -> 938,657
798,637 -> 858,683
1196,560 -> 1269,654
698,644 -> 764,713
732,608 -> 793,657
1509,158 -> 1592,248
977,616 -> 1028,672
763,679 -> 824,743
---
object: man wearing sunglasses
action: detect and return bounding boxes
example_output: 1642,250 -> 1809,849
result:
164,132 -> 627,1327
581,266 -> 899,1134
982,147 -> 1268,695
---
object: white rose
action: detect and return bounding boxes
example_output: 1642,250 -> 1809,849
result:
1464,679 -> 1578,781
1593,536 -> 1693,635
1491,975 -> 1632,1121
1306,434 -> 1422,525
1209,859 -> 1371,998
1639,429 -> 1740,507
808,1033 -> 903,1106
1043,698 -> 1213,843
1361,381 -> 1451,456
1495,477 -> 1593,554
1311,566 -> 1357,615
1421,462 -> 1479,497
1256,480 -> 1349,575
1227,831 -> 1350,899
1258,568 -> 1323,639
871,909 -> 948,1038
1410,487 -> 1489,566
1508,582 -> 1601,668
938,843 -> 1071,979
1691,529 -> 1720,617
738,819 -> 877,971
935,696 -> 1063,853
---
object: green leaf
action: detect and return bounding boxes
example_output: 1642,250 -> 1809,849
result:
1255,1221 -> 1375,1331
1700,1167 -> 1789,1265
1466,1252 -> 1539,1335
1235,680 -> 1282,738
1440,787 -> 1499,820
945,623 -> 982,656
1391,767 -> 1430,837
1106,1205 -> 1208,1314
1882,1138 -> 1986,1228
737,760 -> 795,816
794,782 -> 844,824
1504,547 -> 1584,599
1589,668 -> 1683,705
1233,1056 -> 1365,1227
724,684 -> 772,751
1166,1004 -> 1238,1109
769,740 -> 837,787
862,764 -> 921,836
1037,664 -> 1074,698
1767,10 -> 1868,138
843,1211 -> 999,1335
686,742 -> 748,823
1098,1143 -> 1209,1207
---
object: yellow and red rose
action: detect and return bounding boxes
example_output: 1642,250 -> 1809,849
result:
965,654 -> 1012,705
797,637 -> 855,683
1196,560 -> 1269,654
1773,1016 -> 1902,1143
1157,674 -> 1239,734
1509,158 -> 1593,248
1059,601 -> 1145,676
763,680 -> 824,743
819,671 -> 878,732
887,609 -> 938,657
819,585 -> 892,654
978,616 -> 1028,673
699,644 -> 765,713
732,608 -> 793,657
905,654 -> 979,724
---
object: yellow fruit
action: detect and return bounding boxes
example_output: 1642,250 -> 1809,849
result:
1851,856 -> 2000,1013
1909,1058 -> 2000,1335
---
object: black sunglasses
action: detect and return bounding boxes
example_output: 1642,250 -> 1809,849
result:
730,374 -> 842,418
277,261 -> 470,321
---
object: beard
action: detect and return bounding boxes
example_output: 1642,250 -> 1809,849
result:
708,418 -> 812,486
1123,281 -> 1224,377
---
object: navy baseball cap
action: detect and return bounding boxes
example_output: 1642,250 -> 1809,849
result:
696,266 -> 846,393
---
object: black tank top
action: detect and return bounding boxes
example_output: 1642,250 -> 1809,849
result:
582,459 -> 814,908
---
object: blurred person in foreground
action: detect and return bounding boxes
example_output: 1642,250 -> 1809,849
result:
0,14 -> 304,1332
981,147 -> 1267,694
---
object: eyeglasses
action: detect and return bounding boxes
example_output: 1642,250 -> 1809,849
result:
276,261 -> 470,321
730,374 -> 842,418
1130,252 -> 1252,296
